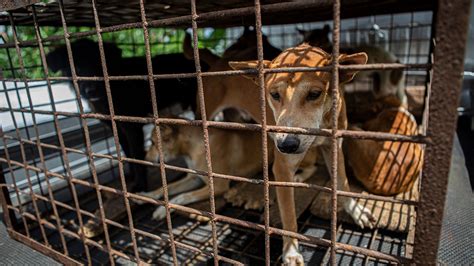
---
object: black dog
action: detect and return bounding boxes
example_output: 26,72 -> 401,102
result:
47,39 -> 207,192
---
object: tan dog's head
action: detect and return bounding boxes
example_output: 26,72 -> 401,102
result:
146,124 -> 182,162
229,44 -> 367,154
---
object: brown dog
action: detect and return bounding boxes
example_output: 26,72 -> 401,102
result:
135,124 -> 268,219
183,28 -> 282,122
225,44 -> 374,264
346,105 -> 422,195
135,123 -> 318,220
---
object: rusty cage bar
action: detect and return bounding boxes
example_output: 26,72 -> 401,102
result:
0,0 -> 471,264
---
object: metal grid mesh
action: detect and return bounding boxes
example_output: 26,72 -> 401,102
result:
0,0 -> 471,265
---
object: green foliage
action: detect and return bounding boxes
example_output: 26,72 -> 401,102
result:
1,27 -> 227,79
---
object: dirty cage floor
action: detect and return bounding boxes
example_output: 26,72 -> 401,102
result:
21,187 -> 408,265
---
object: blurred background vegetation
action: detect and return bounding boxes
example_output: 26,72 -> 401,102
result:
0,26 -> 226,79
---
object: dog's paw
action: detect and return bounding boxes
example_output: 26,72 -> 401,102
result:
152,206 -> 167,220
132,192 -> 154,205
244,198 -> 264,210
81,219 -> 104,238
283,246 -> 304,266
345,199 -> 376,229
224,187 -> 246,207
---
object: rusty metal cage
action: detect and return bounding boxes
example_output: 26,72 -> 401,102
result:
0,0 -> 471,265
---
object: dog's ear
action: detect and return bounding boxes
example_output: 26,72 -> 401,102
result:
390,60 -> 404,85
323,24 -> 331,34
159,123 -> 178,132
46,45 -> 69,73
337,52 -> 368,83
243,26 -> 254,35
182,32 -> 194,60
228,60 -> 271,83
297,28 -> 307,36
157,123 -> 179,140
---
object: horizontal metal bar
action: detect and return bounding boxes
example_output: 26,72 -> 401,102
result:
4,199 -> 241,264
1,166 -> 411,264
6,205 -> 139,261
0,0 -> 334,49
0,108 -> 429,144
0,151 -> 418,206
0,63 -> 432,83
3,131 -> 423,205
123,191 -> 409,263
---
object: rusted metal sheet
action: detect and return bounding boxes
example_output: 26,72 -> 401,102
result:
0,0 -> 39,12
0,0 -> 435,27
412,0 -> 472,264
7,229 -> 82,265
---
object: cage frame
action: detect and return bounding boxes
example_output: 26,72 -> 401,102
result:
0,0 -> 471,265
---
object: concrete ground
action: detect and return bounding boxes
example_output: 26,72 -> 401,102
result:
0,209 -> 60,265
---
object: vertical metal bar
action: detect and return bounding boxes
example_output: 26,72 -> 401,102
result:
0,128 -> 23,232
388,14 -> 394,52
7,12 -> 50,247
404,12 -> 415,89
1,85 -> 32,236
253,0 -> 271,265
321,224 -> 343,264
189,1 -> 220,264
23,5 -> 94,262
32,21 -> 94,266
363,228 -> 378,265
330,0 -> 341,265
138,0 -> 179,264
28,13 -> 96,264
29,6 -> 73,257
422,9 -> 437,136
413,0 -> 471,263
90,0 -> 142,262
3,27 -> 49,216
56,1 -> 115,263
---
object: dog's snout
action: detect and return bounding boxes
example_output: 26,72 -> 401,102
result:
277,135 -> 300,154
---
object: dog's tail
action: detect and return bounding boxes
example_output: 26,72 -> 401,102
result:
183,32 -> 220,66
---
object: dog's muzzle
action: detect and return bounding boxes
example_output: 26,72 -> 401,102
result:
277,135 -> 301,154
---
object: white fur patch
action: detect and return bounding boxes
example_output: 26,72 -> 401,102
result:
152,206 -> 168,220
344,198 -> 375,229
283,242 -> 304,265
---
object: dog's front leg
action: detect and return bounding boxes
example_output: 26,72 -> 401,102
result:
134,174 -> 202,205
273,151 -> 305,265
320,144 -> 375,228
151,179 -> 229,220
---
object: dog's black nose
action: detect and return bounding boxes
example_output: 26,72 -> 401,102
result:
277,135 -> 300,153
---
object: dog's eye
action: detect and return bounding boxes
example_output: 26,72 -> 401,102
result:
270,91 -> 280,101
306,91 -> 322,101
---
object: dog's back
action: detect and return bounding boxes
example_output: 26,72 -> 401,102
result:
150,124 -> 271,179
346,106 -> 422,195
47,40 -> 205,116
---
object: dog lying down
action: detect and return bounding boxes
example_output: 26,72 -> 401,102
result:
346,101 -> 422,196
134,122 -> 318,220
